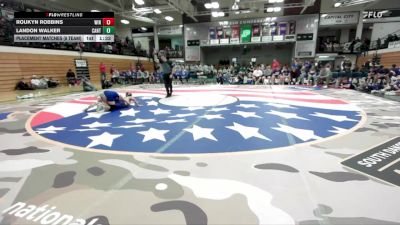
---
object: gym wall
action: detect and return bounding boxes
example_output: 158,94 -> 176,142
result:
0,46 -> 154,92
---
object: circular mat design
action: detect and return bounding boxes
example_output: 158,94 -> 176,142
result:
27,86 -> 364,154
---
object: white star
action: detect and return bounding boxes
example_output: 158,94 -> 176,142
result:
272,123 -> 322,141
150,108 -> 171,115
87,132 -> 122,148
200,114 -> 224,120
170,113 -> 197,118
117,124 -> 144,129
82,121 -> 111,129
138,128 -> 169,142
226,122 -> 271,141
72,128 -> 99,132
141,96 -> 153,100
184,125 -> 217,141
265,103 -> 296,109
207,107 -> 229,112
83,111 -> 109,119
36,126 -> 66,134
310,112 -> 357,122
127,118 -> 156,124
237,104 -> 259,109
266,110 -> 309,120
232,110 -> 262,118
328,126 -> 348,134
183,106 -> 204,111
119,108 -> 140,117
158,119 -> 187,124
146,100 -> 158,106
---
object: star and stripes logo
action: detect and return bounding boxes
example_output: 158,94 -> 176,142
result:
28,86 -> 363,154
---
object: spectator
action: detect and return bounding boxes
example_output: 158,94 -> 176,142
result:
216,71 -> 224,84
31,75 -> 48,89
263,65 -> 273,85
111,68 -> 120,84
272,59 -> 281,71
66,69 -> 76,86
15,78 -> 33,90
317,64 -> 332,88
47,77 -> 59,88
280,65 -> 290,85
253,66 -> 264,85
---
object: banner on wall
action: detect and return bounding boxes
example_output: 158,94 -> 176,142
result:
240,24 -> 252,43
278,22 -> 288,36
270,22 -> 277,36
158,25 -> 182,36
262,25 -> 271,36
231,25 -> 240,38
289,21 -> 296,35
252,24 -> 261,37
216,27 -> 224,39
224,27 -> 232,38
251,24 -> 261,42
209,27 -> 217,39
320,12 -> 359,25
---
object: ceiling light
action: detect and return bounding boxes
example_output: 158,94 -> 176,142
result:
120,19 -> 130,24
235,0 -> 240,2
179,25 -> 183,27
268,0 -> 276,2
212,11 -> 219,17
321,14 -> 327,18
91,9 -> 100,12
165,16 -> 174,21
218,12 -> 224,17
265,17 -> 271,21
205,3 -> 212,9
267,7 -> 274,12
135,0 -> 145,5
211,2 -> 219,8
271,17 -> 277,21
334,2 -> 341,7
154,9 -> 161,14
274,7 -> 281,12
232,3 -> 239,10
141,27 -> 147,31
275,0 -> 283,2
235,11 -> 240,14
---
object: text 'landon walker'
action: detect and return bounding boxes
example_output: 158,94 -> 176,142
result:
2,202 -> 102,225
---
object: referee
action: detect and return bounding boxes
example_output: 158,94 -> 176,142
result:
155,51 -> 173,97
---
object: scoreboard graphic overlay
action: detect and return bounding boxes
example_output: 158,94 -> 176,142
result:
27,87 -> 365,155
14,12 -> 115,42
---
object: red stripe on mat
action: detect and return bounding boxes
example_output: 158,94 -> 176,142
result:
228,93 -> 347,104
31,111 -> 63,127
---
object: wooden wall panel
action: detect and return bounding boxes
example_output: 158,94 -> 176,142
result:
0,51 -> 153,92
357,51 -> 400,68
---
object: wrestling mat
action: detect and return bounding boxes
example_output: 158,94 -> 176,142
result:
0,85 -> 399,225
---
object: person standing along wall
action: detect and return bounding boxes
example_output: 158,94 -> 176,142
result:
99,62 -> 107,89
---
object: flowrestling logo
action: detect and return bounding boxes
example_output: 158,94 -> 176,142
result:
2,202 -> 100,225
27,87 -> 364,154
